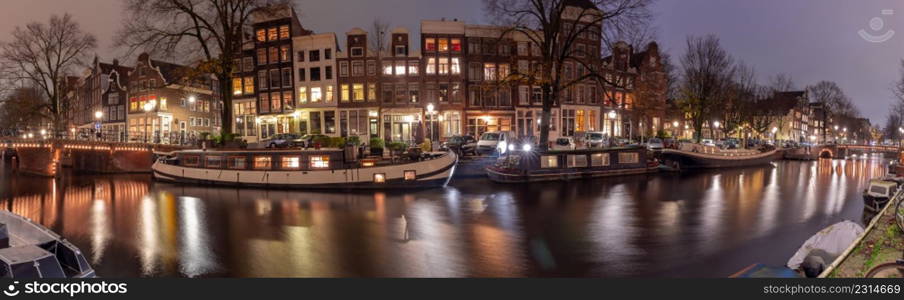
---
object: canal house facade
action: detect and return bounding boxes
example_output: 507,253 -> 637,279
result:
228,1 -> 669,145
65,57 -> 132,142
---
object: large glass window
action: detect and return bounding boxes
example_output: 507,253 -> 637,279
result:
281,156 -> 300,169
243,76 -> 254,94
253,156 -> 272,169
451,58 -> 461,75
353,84 -> 365,101
438,58 -> 449,75
426,58 -> 436,74
310,156 -> 330,169
298,87 -> 308,103
341,84 -> 350,102
324,111 -> 336,134
311,87 -> 322,103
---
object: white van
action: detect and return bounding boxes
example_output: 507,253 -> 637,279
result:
477,131 -> 516,155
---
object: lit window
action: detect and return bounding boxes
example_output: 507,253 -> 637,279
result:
395,61 -> 406,76
426,58 -> 436,74
408,61 -> 419,75
281,156 -> 300,169
619,152 -> 639,164
484,63 -> 497,81
243,77 -> 254,94
298,87 -> 307,103
310,156 -> 330,169
353,84 -> 364,101
404,170 -> 416,181
438,38 -> 449,52
451,39 -> 462,52
254,156 -> 272,169
326,86 -> 334,103
183,156 -> 200,167
383,61 -> 393,75
568,155 -> 588,168
267,28 -> 277,41
451,58 -> 461,75
374,173 -> 386,183
367,84 -> 376,101
311,87 -> 322,103
438,58 -> 449,74
256,29 -> 266,42
341,84 -> 350,102
425,38 -> 436,51
279,25 -> 290,39
540,155 -> 558,168
232,78 -> 242,95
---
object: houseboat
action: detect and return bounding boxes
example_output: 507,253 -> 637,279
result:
0,210 -> 95,278
485,146 -> 658,183
152,148 -> 457,189
659,144 -> 781,170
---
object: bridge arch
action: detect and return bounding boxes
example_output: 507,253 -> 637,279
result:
818,148 -> 834,159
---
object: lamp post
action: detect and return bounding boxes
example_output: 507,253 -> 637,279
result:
672,121 -> 680,139
771,127 -> 778,145
94,110 -> 103,141
713,121 -> 721,140
426,103 -> 435,151
607,110 -> 617,137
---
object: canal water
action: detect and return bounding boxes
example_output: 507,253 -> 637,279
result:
0,157 -> 889,277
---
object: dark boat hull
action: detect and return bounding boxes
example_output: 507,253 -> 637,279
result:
660,149 -> 780,170
863,194 -> 891,212
487,165 -> 659,183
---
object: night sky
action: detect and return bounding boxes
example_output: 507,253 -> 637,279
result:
2,0 -> 903,124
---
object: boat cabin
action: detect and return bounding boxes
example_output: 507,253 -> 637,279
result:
170,149 -> 352,171
865,180 -> 898,199
495,146 -> 650,172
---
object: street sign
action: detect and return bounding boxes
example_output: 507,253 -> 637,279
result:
95,122 -> 101,130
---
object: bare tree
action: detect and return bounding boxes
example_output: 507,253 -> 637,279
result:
677,35 -> 735,142
370,19 -> 391,57
0,14 -> 96,136
485,0 -> 654,149
768,73 -> 795,92
0,87 -> 50,133
116,0 -> 290,137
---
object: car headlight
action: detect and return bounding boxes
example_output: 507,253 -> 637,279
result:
507,144 -> 515,151
522,144 -> 532,152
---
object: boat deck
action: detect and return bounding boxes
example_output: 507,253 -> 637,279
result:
824,190 -> 904,277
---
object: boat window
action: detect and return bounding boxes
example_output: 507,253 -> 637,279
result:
540,155 -> 559,168
36,256 -> 65,278
253,156 -> 272,170
281,156 -> 301,169
228,156 -> 247,169
618,152 -> 639,164
11,262 -> 39,278
556,138 -> 571,146
404,170 -> 416,181
206,156 -> 223,168
568,155 -> 588,168
310,155 -> 330,169
591,153 -> 610,167
183,155 -> 200,167
374,173 -> 386,183
870,185 -> 888,196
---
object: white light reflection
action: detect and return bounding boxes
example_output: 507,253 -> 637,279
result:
138,196 -> 160,275
756,167 -> 780,236
178,196 -> 217,277
90,199 -> 110,264
589,184 -> 638,268
409,201 -> 465,277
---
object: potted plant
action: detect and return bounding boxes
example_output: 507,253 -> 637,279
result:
369,137 -> 384,157
388,141 -> 408,161
313,135 -> 331,150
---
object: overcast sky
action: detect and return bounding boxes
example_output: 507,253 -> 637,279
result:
2,0 -> 903,124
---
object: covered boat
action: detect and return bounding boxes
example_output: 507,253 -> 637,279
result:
659,144 -> 781,170
0,210 -> 95,278
486,146 -> 658,183
787,220 -> 864,277
863,179 -> 899,213
152,148 -> 457,189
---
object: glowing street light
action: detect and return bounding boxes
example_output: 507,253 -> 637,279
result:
188,95 -> 197,103
771,127 -> 778,133
95,111 -> 103,120
713,121 -> 721,128
607,110 -> 617,119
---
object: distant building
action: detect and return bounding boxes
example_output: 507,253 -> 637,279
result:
64,57 -> 132,141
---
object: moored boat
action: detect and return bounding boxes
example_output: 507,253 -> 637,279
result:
486,145 -> 658,183
0,210 -> 95,278
659,144 -> 781,170
152,148 -> 457,189
863,179 -> 899,213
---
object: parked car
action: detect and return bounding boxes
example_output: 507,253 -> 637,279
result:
646,138 -> 664,150
261,133 -> 302,148
701,139 -> 716,147
581,131 -> 608,148
477,131 -> 516,155
442,135 -> 478,155
295,134 -> 329,148
552,137 -> 576,151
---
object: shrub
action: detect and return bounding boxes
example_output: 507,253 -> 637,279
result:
388,141 -> 408,152
347,135 -> 362,146
420,138 -> 432,152
329,137 -> 346,148
369,137 -> 384,149
313,135 -> 332,148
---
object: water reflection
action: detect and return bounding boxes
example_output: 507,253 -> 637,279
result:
0,158 -> 887,277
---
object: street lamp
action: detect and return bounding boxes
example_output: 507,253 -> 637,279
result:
188,95 -> 197,104
94,110 -> 104,141
426,103 -> 435,149
607,110 -> 617,137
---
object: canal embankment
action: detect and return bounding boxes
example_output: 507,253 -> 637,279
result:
823,189 -> 903,277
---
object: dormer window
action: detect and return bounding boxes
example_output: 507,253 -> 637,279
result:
351,47 -> 364,57
395,45 -> 407,56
